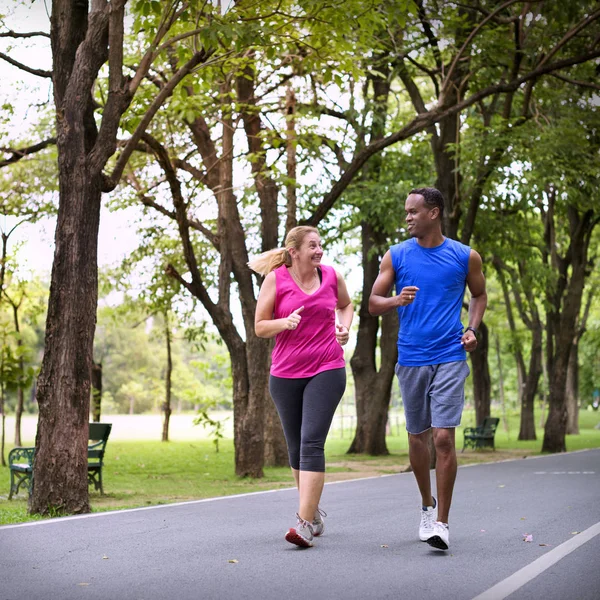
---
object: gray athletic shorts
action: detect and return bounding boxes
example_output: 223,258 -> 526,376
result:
395,361 -> 471,434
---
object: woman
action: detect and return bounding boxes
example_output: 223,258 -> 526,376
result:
249,226 -> 353,548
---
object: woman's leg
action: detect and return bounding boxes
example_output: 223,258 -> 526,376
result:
297,368 -> 346,521
298,471 -> 324,522
269,375 -> 307,472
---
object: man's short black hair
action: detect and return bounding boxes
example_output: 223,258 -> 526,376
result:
409,187 -> 445,217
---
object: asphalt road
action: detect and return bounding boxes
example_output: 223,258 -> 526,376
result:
1,450 -> 599,600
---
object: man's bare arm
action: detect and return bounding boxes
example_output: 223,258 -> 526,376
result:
369,251 -> 418,316
466,250 -> 487,331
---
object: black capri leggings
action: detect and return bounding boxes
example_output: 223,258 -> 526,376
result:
269,367 -> 346,472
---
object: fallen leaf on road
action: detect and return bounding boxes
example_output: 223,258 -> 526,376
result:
498,484 -> 505,488
571,531 -> 580,535
102,555 -> 109,560
228,559 -> 239,563
539,544 -> 550,547
78,583 -> 90,586
523,534 -> 533,542
380,545 -> 389,548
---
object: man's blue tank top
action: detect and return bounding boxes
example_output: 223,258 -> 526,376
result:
390,237 -> 470,366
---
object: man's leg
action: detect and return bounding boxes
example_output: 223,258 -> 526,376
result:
408,429 -> 434,508
432,427 -> 457,524
429,360 -> 469,525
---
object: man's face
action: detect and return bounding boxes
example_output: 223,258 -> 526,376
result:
404,193 -> 437,238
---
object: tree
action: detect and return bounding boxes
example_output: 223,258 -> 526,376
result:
1,0 -> 231,514
119,0 -> 600,472
491,253 -> 544,440
117,0 -> 399,475
342,0 -> 600,450
496,84 -> 600,451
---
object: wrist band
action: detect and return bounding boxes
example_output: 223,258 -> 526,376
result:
465,326 -> 477,335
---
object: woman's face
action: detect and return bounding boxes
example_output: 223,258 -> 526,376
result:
294,232 -> 323,266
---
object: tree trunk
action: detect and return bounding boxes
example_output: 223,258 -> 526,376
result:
264,392 -> 288,467
494,335 -> 508,434
349,222 -> 398,456
542,388 -> 568,453
30,0 -> 120,516
518,326 -> 542,440
542,199 -> 594,452
565,338 -> 579,435
91,361 -> 102,423
470,321 -> 491,425
284,86 -> 297,233
492,256 -> 544,440
162,313 -> 172,442
11,300 -> 25,446
350,306 -> 398,455
542,308 -> 573,453
348,58 -> 396,456
31,170 -> 102,514
231,335 -> 269,477
261,338 -> 287,467
14,388 -> 24,447
1,385 -> 5,467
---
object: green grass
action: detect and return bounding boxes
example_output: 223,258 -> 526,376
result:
1,408 -> 599,525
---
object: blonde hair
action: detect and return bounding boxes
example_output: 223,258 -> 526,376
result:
247,226 -> 319,276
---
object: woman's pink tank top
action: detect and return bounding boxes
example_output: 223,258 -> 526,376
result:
270,264 -> 345,378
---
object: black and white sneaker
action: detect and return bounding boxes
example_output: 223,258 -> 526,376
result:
426,521 -> 449,550
419,498 -> 437,541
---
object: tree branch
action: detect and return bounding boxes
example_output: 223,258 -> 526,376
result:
296,103 -> 360,130
414,0 -> 443,71
404,54 -> 441,97
0,51 -> 52,77
537,7 -> 600,70
303,48 -> 600,227
550,72 -> 600,91
126,170 -> 220,248
0,30 -> 50,39
452,3 -> 519,25
442,0 -> 523,101
105,48 -> 215,191
172,158 -> 209,185
0,138 -> 56,167
89,0 -> 130,174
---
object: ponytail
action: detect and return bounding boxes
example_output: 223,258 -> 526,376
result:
247,248 -> 290,276
247,226 -> 319,276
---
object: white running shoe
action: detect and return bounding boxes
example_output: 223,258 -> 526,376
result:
312,507 -> 327,537
419,498 -> 437,541
285,513 -> 314,548
426,521 -> 449,551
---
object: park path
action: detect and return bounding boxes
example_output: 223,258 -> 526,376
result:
1,449 -> 599,600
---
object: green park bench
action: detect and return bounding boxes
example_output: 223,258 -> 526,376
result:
8,422 -> 112,499
462,416 -> 500,452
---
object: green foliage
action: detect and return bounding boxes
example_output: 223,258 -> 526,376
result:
94,293 -> 232,415
1,0 -> 599,467
0,273 -> 46,414
193,410 -> 228,452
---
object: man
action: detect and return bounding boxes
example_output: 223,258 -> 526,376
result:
369,187 -> 487,551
